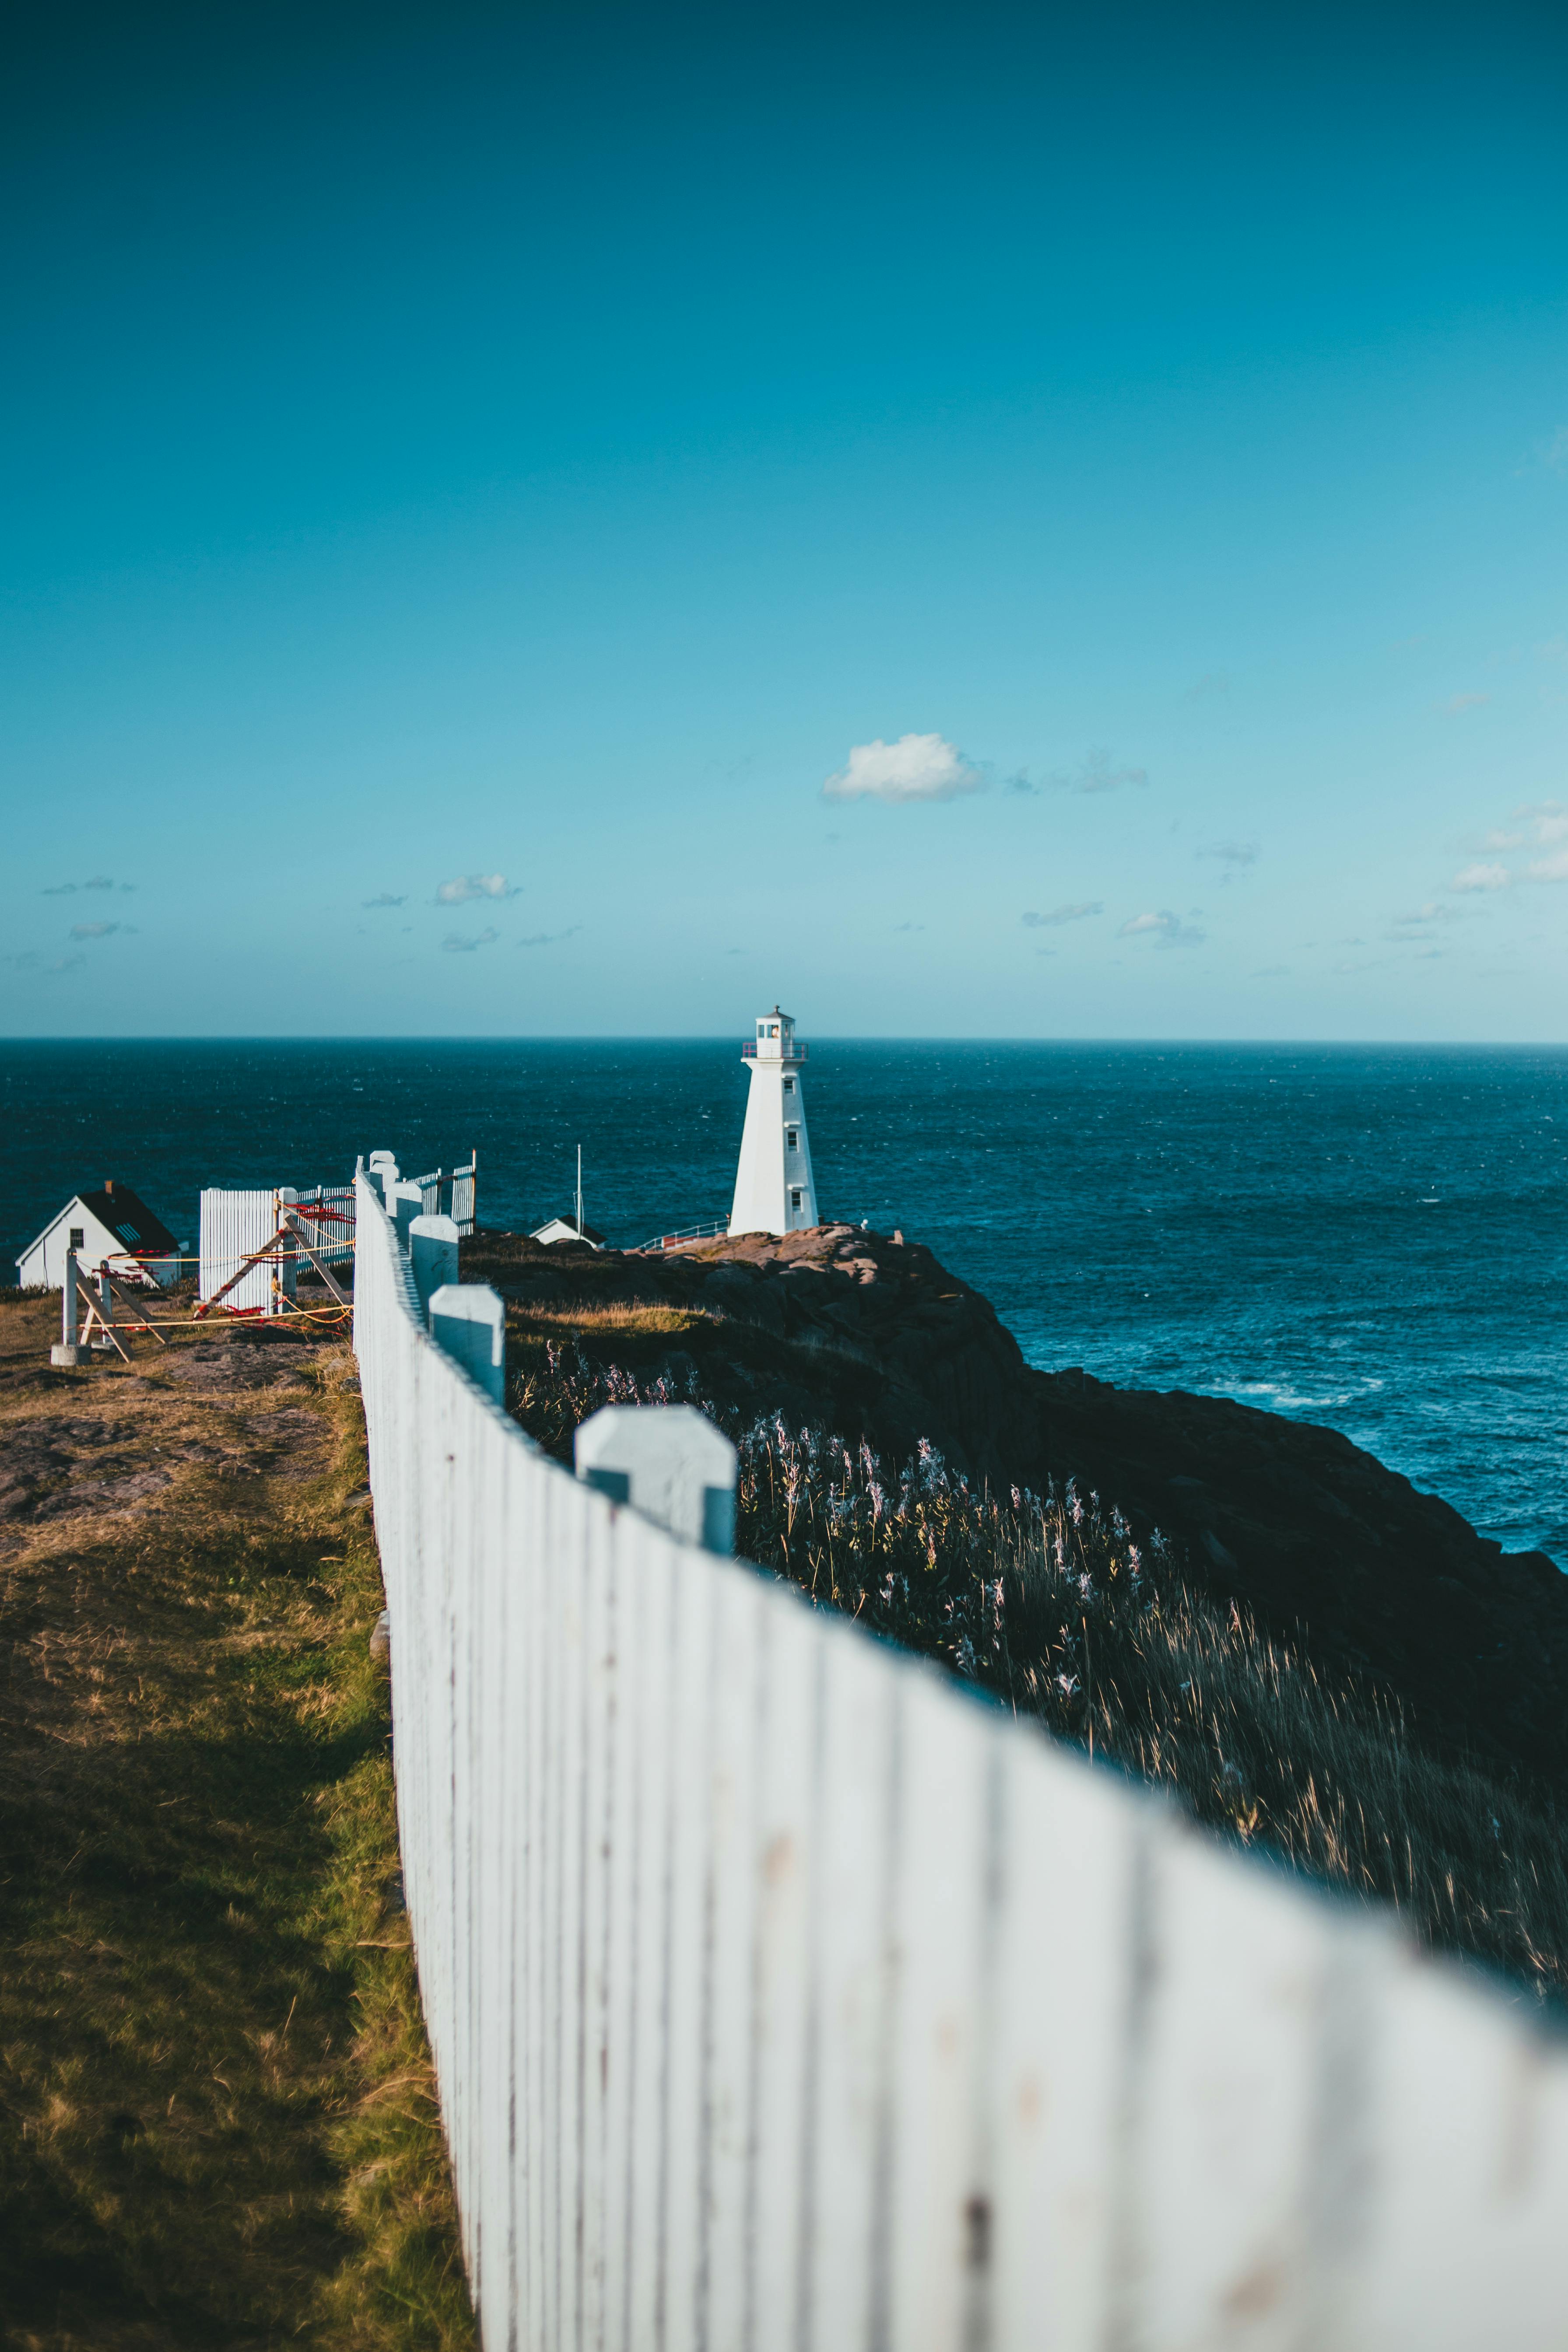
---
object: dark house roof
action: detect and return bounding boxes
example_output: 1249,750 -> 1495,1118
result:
74,1181 -> 180,1257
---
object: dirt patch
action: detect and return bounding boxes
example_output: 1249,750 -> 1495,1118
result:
156,1338 -> 318,1390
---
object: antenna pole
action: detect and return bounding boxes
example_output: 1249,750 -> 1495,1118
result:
577,1144 -> 582,1236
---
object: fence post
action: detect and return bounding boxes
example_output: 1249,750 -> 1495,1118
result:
277,1187 -> 299,1305
574,1403 -> 738,1552
428,1283 -> 506,1405
389,1181 -> 424,1252
409,1213 -> 461,1316
51,1252 -> 87,1366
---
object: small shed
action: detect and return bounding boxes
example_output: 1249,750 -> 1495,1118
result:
16,1180 -> 184,1291
530,1215 -> 607,1250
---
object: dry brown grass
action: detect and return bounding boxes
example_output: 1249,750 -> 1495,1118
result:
0,1294 -> 473,2350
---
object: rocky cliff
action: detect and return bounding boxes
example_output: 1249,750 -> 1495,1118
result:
463,1219 -> 1568,1790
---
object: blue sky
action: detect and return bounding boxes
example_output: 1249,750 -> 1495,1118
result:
4,3 -> 1565,1039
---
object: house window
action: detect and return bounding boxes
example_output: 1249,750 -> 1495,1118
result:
790,1188 -> 802,1210
69,1227 -> 84,1251
786,1127 -> 798,1149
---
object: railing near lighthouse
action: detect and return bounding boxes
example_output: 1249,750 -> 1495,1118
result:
354,1166 -> 1568,2351
740,1039 -> 808,1061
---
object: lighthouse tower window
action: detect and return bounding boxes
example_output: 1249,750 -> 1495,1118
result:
783,1077 -> 795,1095
790,1189 -> 802,1210
786,1127 -> 799,1149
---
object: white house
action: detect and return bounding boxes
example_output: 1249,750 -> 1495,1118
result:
16,1180 -> 184,1291
730,1005 -> 819,1236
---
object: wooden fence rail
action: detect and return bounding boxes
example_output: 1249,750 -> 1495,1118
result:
353,1171 -> 1568,2350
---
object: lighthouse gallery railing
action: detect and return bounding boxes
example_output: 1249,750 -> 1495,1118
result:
353,1169 -> 1568,2350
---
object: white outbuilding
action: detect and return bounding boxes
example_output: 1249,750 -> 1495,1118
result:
729,1005 -> 819,1236
530,1215 -> 606,1250
16,1180 -> 184,1291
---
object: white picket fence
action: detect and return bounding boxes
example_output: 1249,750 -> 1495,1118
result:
353,1171 -> 1568,2351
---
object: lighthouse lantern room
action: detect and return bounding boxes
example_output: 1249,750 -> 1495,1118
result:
729,1006 -> 818,1236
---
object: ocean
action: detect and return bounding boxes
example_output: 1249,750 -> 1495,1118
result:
4,1038 -> 1564,1563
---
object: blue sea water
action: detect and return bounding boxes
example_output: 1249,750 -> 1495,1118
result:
3,1038 -> 1564,1562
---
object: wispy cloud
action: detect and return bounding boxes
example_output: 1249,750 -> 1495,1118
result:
1117,909 -> 1205,948
518,927 -> 582,948
84,875 -> 116,891
1442,692 -> 1491,714
442,927 -> 500,951
1452,802 -> 1568,891
7,950 -> 87,974
892,921 -> 926,933
1196,840 -> 1260,880
1540,425 -> 1568,476
42,874 -> 131,895
436,874 -> 519,904
1049,748 -> 1149,794
1250,964 -> 1289,977
363,892 -> 407,909
68,920 -> 133,940
1388,902 -> 1460,932
1185,671 -> 1230,701
822,733 -> 985,804
1021,902 -> 1102,927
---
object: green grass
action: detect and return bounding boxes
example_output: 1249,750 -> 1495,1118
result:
0,1305 -> 473,2350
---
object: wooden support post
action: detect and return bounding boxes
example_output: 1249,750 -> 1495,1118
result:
194,1229 -> 290,1317
277,1190 -> 299,1306
83,1270 -> 134,1362
281,1213 -> 352,1307
105,1268 -> 169,1344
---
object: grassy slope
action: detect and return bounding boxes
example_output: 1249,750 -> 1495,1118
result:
0,1292 -> 472,2352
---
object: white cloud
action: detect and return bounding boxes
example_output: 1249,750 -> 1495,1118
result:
518,927 -> 582,947
1452,862 -> 1511,892
363,892 -> 407,909
1521,800 -> 1568,844
442,927 -> 500,951
1443,692 -> 1491,714
1021,902 -> 1102,927
1529,849 -> 1568,882
1543,425 -> 1568,476
1196,840 -> 1260,868
436,874 -> 519,904
68,920 -> 134,939
1117,909 -> 1205,948
83,875 -> 115,891
822,733 -> 984,804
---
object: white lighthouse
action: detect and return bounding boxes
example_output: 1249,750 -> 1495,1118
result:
729,1006 -> 819,1236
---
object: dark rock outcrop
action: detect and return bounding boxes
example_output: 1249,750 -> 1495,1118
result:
465,1220 -> 1568,1790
